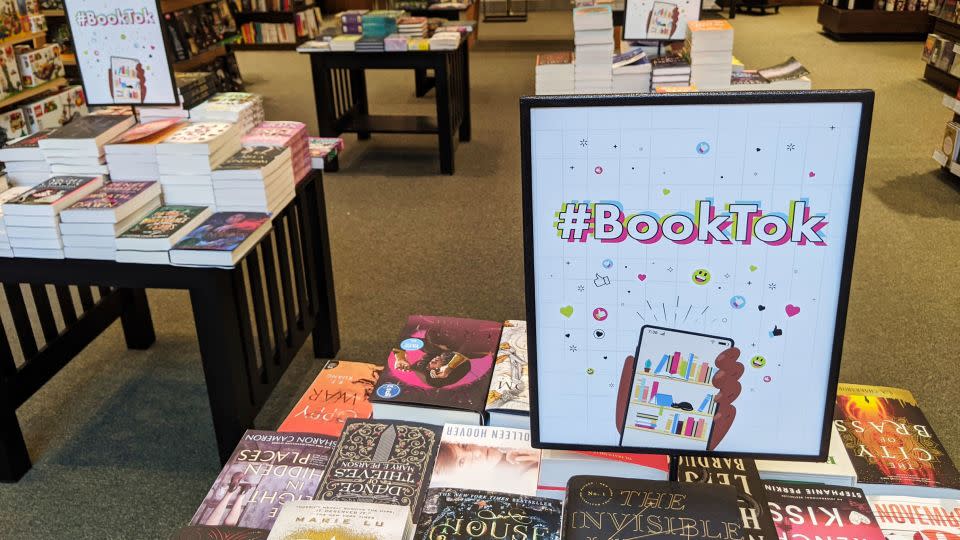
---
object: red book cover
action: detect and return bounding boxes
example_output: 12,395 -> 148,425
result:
765,482 -> 886,540
277,360 -> 382,437
574,451 -> 669,471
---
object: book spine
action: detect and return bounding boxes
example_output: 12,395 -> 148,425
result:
654,354 -> 667,373
651,381 -> 659,401
670,351 -> 680,374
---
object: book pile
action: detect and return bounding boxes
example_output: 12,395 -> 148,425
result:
339,9 -> 367,34
385,33 -> 408,51
686,20 -> 734,89
157,122 -> 242,207
0,129 -> 54,186
535,52 -> 575,95
115,205 -> 212,264
408,37 -> 431,50
242,121 -> 311,183
38,115 -> 136,177
211,146 -> 295,214
308,137 -> 344,170
398,16 -> 428,37
331,34 -> 362,51
189,93 -> 265,134
612,48 -> 652,92
169,211 -> 272,268
573,5 -> 614,93
356,37 -> 385,52
755,57 -> 812,90
0,186 -> 29,257
429,30 -> 461,50
651,54 -> 692,90
104,118 -> 185,181
362,10 -> 403,38
59,181 -> 162,260
1,175 -> 105,259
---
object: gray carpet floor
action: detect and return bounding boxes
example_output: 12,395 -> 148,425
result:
2,6 -> 959,538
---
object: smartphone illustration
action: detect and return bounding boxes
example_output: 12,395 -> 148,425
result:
618,325 -> 733,451
110,56 -> 143,103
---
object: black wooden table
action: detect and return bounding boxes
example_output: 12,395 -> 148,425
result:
0,170 -> 339,482
305,43 -> 471,175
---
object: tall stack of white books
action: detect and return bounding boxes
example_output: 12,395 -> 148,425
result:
38,115 -> 136,177
104,118 -> 185,181
0,175 -> 105,259
686,20 -> 734,89
59,181 -> 163,260
0,130 -> 54,186
0,186 -> 29,257
157,122 -> 242,207
211,146 -> 295,214
573,5 -> 614,93
535,52 -> 575,95
189,93 -> 264,135
612,48 -> 652,93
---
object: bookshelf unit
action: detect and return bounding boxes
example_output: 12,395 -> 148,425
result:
0,77 -> 68,111
162,0 -> 246,91
232,4 -> 323,51
932,93 -> 960,176
924,17 -> 960,94
817,3 -> 931,39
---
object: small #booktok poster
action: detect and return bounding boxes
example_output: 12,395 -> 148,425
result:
64,0 -> 178,105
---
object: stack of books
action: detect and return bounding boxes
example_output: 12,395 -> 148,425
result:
384,33 -> 408,51
157,122 -> 242,207
308,137 -> 344,170
397,16 -> 428,37
104,118 -> 185,181
115,205 -> 213,264
339,9 -> 367,34
573,5 -> 614,93
652,54 -> 692,90
0,175 -> 105,259
242,121 -> 311,183
211,146 -> 295,214
430,31 -> 461,51
169,212 -> 273,268
59,181 -> 162,260
331,35 -> 362,51
535,52 -> 575,95
612,48 -> 652,92
686,20 -> 734,89
408,37 -> 431,50
356,37 -> 386,52
0,129 -> 54,186
38,115 -> 136,178
189,93 -> 265,134
362,10 -> 402,38
0,187 -> 29,257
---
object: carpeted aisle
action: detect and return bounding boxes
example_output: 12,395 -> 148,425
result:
1,7 -> 958,537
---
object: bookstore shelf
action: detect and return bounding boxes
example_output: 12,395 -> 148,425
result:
61,53 -> 76,66
816,4 -> 931,38
160,0 -> 221,13
629,402 -> 715,418
39,9 -> 64,17
231,37 -> 310,51
173,45 -> 228,71
0,77 -> 67,111
0,31 -> 46,48
234,10 -> 314,24
924,62 -> 960,93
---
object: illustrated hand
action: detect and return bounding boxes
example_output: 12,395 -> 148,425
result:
615,355 -> 637,436
707,347 -> 743,452
393,349 -> 411,371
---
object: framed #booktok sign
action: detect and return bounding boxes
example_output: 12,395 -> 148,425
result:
623,0 -> 700,41
64,0 -> 179,106
521,91 -> 874,459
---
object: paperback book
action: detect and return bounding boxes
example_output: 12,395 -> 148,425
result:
115,205 -> 213,253
267,500 -> 412,540
277,360 -> 384,437
169,212 -> 272,268
485,320 -> 530,428
427,424 -> 541,498
867,494 -> 960,540
755,424 -> 857,486
764,482 -> 886,540
415,489 -> 562,540
170,526 -> 268,540
537,450 -> 669,499
60,181 -> 161,223
2,175 -> 105,217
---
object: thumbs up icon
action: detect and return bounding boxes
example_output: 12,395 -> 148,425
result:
593,273 -> 611,287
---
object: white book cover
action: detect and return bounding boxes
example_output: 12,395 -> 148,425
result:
266,501 -> 411,540
64,246 -> 115,260
485,320 -> 529,415
13,247 -> 64,259
427,424 -> 541,497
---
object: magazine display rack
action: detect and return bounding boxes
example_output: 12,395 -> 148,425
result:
0,170 -> 339,482
924,17 -> 960,94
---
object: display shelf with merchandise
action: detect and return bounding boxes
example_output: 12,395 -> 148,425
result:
816,4 -> 931,39
922,17 -> 960,93
931,87 -> 960,176
0,77 -> 68,111
232,5 -> 324,50
0,31 -> 47,49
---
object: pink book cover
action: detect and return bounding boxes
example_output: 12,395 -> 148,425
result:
242,121 -> 308,147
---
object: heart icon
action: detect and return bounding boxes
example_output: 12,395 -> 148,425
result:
749,265 -> 758,272
637,274 -> 647,281
662,188 -> 670,195
758,305 -> 766,311
809,171 -> 816,178
785,304 -> 800,317
560,305 -> 574,318
848,511 -> 871,525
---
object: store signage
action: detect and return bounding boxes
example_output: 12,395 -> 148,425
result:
521,91 -> 874,459
63,0 -> 179,106
623,0 -> 700,41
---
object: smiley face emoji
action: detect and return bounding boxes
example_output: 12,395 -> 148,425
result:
692,268 -> 711,285
751,355 -> 766,368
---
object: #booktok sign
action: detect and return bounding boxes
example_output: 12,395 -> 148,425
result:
63,0 -> 178,106
521,91 -> 874,459
624,0 -> 700,41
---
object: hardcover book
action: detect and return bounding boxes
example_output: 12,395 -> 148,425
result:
315,418 -> 442,520
158,122 -> 238,154
485,320 -> 529,427
266,500 -> 412,540
0,128 -> 54,160
416,489 -> 562,540
537,450 -> 669,499
764,482 -> 886,540
277,360 -> 384,437
867,494 -> 960,540
834,383 -> 960,496
371,315 -> 504,425
189,430 -> 338,531
677,456 -> 779,540
428,424 -> 541,498
171,526 -> 268,540
562,476 -> 741,540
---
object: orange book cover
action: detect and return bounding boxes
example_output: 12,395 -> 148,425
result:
277,360 -> 382,437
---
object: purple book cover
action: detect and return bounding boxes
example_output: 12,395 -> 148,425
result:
67,181 -> 156,210
372,315 -> 503,413
189,430 -> 337,531
172,212 -> 269,252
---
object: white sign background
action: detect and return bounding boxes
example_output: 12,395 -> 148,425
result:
65,0 -> 178,105
623,0 -> 700,41
525,96 -> 869,457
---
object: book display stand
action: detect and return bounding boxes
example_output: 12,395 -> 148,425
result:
816,3 -> 931,40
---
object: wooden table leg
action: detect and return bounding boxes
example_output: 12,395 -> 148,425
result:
118,288 -> 155,350
350,69 -> 371,140
311,54 -> 340,137
459,44 -> 471,143
0,318 -> 30,482
435,57 -> 455,175
304,174 -> 340,359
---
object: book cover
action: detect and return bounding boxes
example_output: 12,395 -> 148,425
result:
756,57 -> 810,82
677,456 -> 779,540
5,128 -> 54,149
171,526 -> 268,540
45,115 -> 132,140
189,430 -> 337,531
7,176 -> 100,206
373,315 -> 503,413
834,383 -> 960,491
241,121 -> 307,147
266,500 -> 411,540
172,212 -> 270,252
315,418 -> 441,519
764,482 -> 886,540
485,320 -> 529,414
66,181 -> 157,210
119,205 -> 209,239
416,489 -> 562,540
215,146 -> 288,171
867,494 -> 960,540
563,476 -> 741,540
163,122 -> 235,144
428,424 -> 541,497
537,52 -> 574,65
107,118 -> 184,145
942,122 -> 960,161
277,360 -> 384,437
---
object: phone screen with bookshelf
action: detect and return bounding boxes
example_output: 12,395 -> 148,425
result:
619,326 -> 732,451
110,57 -> 142,104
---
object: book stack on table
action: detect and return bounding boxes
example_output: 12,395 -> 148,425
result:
189,93 -> 265,135
652,54 -> 692,90
612,48 -> 652,92
211,147 -> 295,214
356,37 -> 386,52
59,181 -> 162,260
398,16 -> 428,37
685,20 -> 735,89
573,5 -> 614,93
168,211 -> 272,268
339,9 -> 367,35
536,52 -> 575,95
331,34 -> 362,51
39,115 -> 136,177
362,10 -> 403,39
385,33 -> 408,51
429,30 -> 461,51
115,205 -> 212,265
308,137 -> 344,170
157,122 -> 242,207
241,121 -> 311,184
0,129 -> 55,186
0,186 -> 28,257
104,119 -> 186,182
